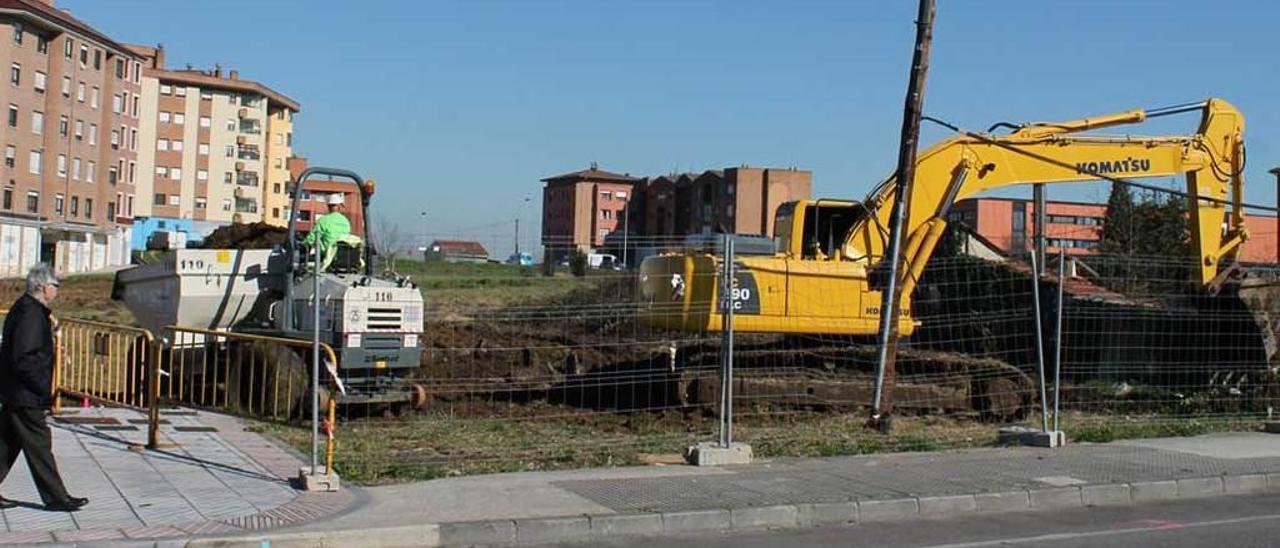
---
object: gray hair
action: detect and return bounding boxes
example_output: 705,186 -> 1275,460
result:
25,263 -> 59,295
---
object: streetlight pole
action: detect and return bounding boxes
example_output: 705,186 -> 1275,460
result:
622,196 -> 629,268
420,211 -> 427,260
515,197 -> 530,263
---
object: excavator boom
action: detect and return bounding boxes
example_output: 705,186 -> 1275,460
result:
638,98 -> 1247,336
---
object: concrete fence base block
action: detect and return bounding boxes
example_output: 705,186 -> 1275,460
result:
295,466 -> 341,492
998,427 -> 1066,448
687,442 -> 753,466
1264,422 -> 1280,434
918,495 -> 977,518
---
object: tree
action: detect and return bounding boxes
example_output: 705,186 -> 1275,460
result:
370,217 -> 408,260
1098,182 -> 1136,254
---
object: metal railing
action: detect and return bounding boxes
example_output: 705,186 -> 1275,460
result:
56,317 -> 155,411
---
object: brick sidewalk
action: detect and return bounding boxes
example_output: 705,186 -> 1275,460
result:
0,407 -> 354,544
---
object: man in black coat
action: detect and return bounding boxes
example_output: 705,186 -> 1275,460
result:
0,264 -> 87,512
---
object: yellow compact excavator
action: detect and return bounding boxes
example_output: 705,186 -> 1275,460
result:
639,98 -> 1247,337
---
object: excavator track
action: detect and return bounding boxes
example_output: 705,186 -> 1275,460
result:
669,336 -> 1034,421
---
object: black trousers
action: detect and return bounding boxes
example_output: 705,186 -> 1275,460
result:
0,406 -> 71,504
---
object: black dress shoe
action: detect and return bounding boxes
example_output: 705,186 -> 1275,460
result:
44,497 -> 88,512
0,496 -> 16,509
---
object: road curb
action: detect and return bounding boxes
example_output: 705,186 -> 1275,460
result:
185,473 -> 1280,547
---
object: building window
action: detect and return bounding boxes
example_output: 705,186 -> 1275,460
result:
70,196 -> 78,216
28,150 -> 40,174
168,195 -> 180,206
9,63 -> 19,85
3,146 -> 13,168
87,161 -> 95,182
273,183 -> 281,194
30,111 -> 42,135
129,129 -> 137,151
197,143 -> 209,156
157,139 -> 169,151
601,210 -> 612,220
200,90 -> 212,100
224,172 -> 233,184
172,140 -> 183,152
58,115 -> 68,137
106,201 -> 115,220
199,116 -> 211,128
78,82 -> 86,102
160,84 -> 172,95
195,197 -> 207,209
84,198 -> 92,219
196,169 -> 208,181
131,96 -> 139,117
171,167 -> 182,180
93,49 -> 101,70
61,76 -> 69,97
155,166 -> 167,178
88,124 -> 97,145
128,161 -> 135,183
154,193 -> 165,206
54,194 -> 64,215
33,71 -> 45,93
36,34 -> 47,54
1,188 -> 10,209
91,87 -> 99,109
225,145 -> 235,158
225,118 -> 235,131
72,157 -> 80,180
115,59 -> 124,79
26,191 -> 38,213
56,154 -> 66,177
174,113 -> 185,125
6,105 -> 14,128
272,207 -> 280,218
158,111 -> 169,124
110,130 -> 119,150
79,45 -> 87,66
175,86 -> 186,97
222,198 -> 232,211
74,119 -> 83,140
11,23 -> 21,45
107,166 -> 117,184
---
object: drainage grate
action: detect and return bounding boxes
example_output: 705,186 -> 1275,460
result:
173,426 -> 218,433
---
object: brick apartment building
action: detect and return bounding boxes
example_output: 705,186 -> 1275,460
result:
130,44 -> 298,227
540,163 -> 811,264
0,0 -> 146,275
285,155 -> 365,238
949,197 -> 1279,264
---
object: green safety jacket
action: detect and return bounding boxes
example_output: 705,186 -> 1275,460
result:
303,212 -> 352,253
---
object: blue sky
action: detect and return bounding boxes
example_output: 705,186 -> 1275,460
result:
68,1 -> 1278,256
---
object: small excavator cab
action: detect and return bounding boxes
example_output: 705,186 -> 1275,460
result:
774,200 -> 863,260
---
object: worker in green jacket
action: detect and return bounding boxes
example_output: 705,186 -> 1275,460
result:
303,193 -> 362,271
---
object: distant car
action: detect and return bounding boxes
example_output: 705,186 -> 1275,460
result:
507,252 -> 534,266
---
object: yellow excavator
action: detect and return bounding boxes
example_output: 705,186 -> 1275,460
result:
639,98 -> 1246,336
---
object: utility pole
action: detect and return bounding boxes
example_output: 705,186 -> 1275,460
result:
420,211 -> 427,259
1271,167 -> 1280,263
622,198 -> 629,268
871,0 -> 937,433
1034,184 -> 1047,274
514,217 -> 520,258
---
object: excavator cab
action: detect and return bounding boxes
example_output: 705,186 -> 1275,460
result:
775,200 -> 863,260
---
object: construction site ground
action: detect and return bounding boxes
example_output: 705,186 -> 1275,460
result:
0,406 -> 354,545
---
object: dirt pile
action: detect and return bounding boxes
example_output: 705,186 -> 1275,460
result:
200,222 -> 289,249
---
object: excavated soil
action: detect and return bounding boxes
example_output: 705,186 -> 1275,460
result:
199,222 -> 289,249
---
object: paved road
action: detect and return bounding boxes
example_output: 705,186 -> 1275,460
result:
558,492 -> 1280,548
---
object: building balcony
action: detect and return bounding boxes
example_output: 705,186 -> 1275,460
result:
234,197 -> 258,214
236,148 -> 260,161
236,173 -> 260,187
239,121 -> 262,135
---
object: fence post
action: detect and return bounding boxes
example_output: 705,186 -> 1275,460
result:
147,337 -> 161,450
718,234 -> 736,448
52,328 -> 63,414
1029,251 -> 1050,433
1053,249 -> 1065,432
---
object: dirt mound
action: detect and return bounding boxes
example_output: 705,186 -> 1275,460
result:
200,222 -> 289,249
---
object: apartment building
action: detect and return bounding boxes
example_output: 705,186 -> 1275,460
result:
540,164 -> 812,265
285,155 -> 365,237
0,0 -> 143,275
130,44 -> 298,227
948,197 -> 1279,263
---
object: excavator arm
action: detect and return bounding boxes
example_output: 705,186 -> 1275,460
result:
637,98 -> 1246,336
841,98 -> 1245,297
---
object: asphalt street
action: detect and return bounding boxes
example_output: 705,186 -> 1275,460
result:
559,492 -> 1280,548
